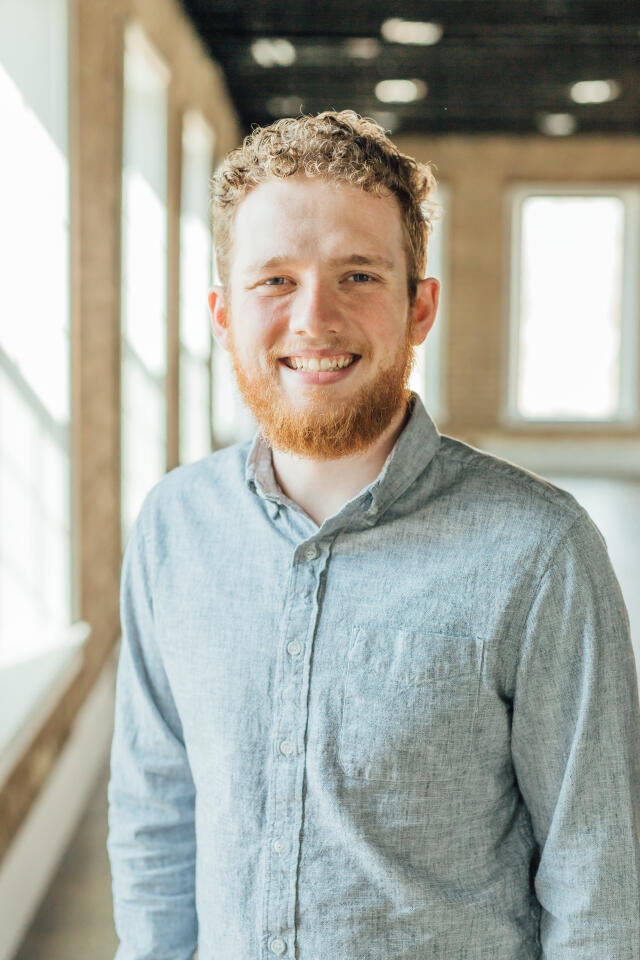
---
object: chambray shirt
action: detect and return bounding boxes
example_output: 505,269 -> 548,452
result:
107,393 -> 640,960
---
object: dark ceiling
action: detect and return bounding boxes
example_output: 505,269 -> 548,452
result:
178,1 -> 640,137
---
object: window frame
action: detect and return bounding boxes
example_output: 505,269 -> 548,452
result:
504,183 -> 640,429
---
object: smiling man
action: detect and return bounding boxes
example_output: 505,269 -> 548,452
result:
108,111 -> 640,960
210,171 -> 438,522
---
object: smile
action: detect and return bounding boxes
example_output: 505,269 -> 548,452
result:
281,354 -> 358,372
278,353 -> 361,383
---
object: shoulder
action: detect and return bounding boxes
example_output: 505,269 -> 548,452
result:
434,433 -> 593,553
134,439 -> 254,538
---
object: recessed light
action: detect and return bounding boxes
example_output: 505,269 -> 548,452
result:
344,37 -> 381,60
375,79 -> 427,104
251,38 -> 296,68
381,18 -> 443,46
538,112 -> 578,136
569,79 -> 621,104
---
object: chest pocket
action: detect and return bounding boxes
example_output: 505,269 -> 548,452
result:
338,629 -> 486,784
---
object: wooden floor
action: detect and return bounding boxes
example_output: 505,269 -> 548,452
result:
11,475 -> 640,960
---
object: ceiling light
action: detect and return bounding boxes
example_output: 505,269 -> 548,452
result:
569,79 -> 621,104
344,37 -> 381,59
538,112 -> 577,136
251,38 -> 296,68
381,18 -> 443,46
375,78 -> 427,104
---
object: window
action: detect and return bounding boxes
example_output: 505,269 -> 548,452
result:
508,187 -> 639,423
120,25 -> 169,538
211,332 -> 257,449
0,0 -> 72,666
210,249 -> 258,448
409,184 -> 449,424
179,111 -> 215,464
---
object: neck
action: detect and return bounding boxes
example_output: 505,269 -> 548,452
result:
271,400 -> 411,527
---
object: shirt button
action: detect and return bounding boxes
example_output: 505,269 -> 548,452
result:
303,543 -> 318,561
270,937 -> 287,955
272,838 -> 288,854
368,502 -> 379,516
287,640 -> 302,657
279,738 -> 295,756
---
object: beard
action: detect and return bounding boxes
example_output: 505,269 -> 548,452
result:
226,321 -> 416,460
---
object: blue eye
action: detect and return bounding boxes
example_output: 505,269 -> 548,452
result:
350,273 -> 374,282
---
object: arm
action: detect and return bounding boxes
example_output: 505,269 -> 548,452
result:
511,513 -> 640,959
107,508 -> 198,960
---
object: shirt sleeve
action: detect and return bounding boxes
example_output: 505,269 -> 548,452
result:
107,507 -> 198,960
511,511 -> 640,959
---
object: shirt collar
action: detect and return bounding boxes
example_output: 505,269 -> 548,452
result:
244,391 -> 441,520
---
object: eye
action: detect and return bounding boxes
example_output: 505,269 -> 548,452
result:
264,277 -> 288,286
348,273 -> 375,283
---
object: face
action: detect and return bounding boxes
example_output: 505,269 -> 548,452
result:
209,175 -> 439,460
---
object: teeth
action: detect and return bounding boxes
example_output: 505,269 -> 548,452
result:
287,355 -> 355,372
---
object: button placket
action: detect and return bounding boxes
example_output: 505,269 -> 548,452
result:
262,543 -> 329,956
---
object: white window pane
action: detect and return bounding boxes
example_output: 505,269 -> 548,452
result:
1,449 -> 39,606
180,351 -> 211,463
517,195 -> 624,419
180,112 -> 213,358
210,216 -> 256,447
179,112 -> 214,464
123,170 -> 167,375
0,0 -> 69,423
121,352 -> 166,535
0,373 -> 71,666
121,27 -> 168,541
211,339 -> 256,447
409,186 -> 447,422
0,0 -> 72,665
181,212 -> 213,357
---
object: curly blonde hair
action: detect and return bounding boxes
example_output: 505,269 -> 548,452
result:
209,109 -> 438,302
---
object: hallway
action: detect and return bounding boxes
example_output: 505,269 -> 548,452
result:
4,2 -> 640,958
13,474 -> 640,960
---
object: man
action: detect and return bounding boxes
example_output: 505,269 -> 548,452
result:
107,110 -> 640,959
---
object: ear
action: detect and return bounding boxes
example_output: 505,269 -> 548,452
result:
208,284 -> 231,351
409,277 -> 439,347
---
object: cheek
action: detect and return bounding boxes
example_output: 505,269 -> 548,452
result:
231,299 -> 289,361
240,292 -> 289,327
366,310 -> 408,351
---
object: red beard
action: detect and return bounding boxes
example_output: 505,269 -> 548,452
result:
226,322 -> 416,460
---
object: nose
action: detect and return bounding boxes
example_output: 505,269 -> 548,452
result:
288,276 -> 343,338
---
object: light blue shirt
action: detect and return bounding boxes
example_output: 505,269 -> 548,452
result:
107,393 -> 640,959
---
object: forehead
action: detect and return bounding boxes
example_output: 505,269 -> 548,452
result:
230,175 -> 405,272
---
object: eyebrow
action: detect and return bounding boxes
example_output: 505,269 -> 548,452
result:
328,254 -> 395,270
244,253 -> 395,274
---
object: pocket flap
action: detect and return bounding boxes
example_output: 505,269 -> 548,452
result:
348,629 -> 485,685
